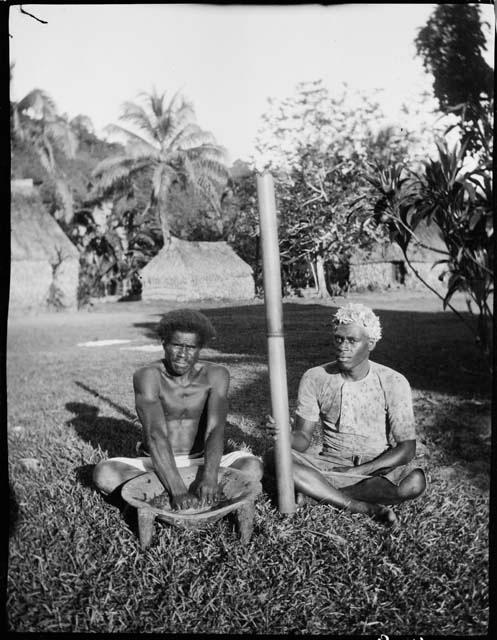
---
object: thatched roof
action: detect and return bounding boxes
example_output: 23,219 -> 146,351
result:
11,183 -> 79,263
350,219 -> 447,265
140,237 -> 254,301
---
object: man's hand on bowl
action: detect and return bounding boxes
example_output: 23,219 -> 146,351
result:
196,476 -> 221,507
170,491 -> 200,511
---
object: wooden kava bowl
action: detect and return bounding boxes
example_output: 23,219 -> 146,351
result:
122,466 -> 261,549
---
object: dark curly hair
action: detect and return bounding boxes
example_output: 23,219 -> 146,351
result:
157,309 -> 216,347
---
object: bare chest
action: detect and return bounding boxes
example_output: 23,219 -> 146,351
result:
158,374 -> 210,420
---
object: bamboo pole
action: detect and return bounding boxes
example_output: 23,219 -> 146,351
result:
256,171 -> 295,514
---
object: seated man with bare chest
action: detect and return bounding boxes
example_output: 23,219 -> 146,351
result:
93,310 -> 262,510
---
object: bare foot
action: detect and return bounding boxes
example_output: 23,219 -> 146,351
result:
374,505 -> 399,528
296,492 -> 307,508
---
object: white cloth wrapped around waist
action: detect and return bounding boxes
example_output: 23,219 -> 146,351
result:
109,449 -> 258,472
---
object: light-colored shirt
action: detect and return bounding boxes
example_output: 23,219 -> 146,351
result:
295,360 -> 415,460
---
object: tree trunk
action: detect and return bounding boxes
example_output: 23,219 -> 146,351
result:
477,307 -> 493,372
308,259 -> 318,292
315,255 -> 331,298
158,202 -> 172,248
54,178 -> 74,225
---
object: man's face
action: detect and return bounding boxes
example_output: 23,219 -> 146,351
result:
163,330 -> 202,376
332,323 -> 374,371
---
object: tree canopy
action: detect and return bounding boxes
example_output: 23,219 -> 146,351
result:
415,4 -> 494,159
92,89 -> 229,245
366,5 -> 494,366
252,80 -> 421,296
11,87 -> 79,223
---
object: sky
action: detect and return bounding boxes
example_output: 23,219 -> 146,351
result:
9,3 -> 495,164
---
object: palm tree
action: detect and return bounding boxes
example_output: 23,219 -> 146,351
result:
92,89 -> 229,246
11,80 -> 78,223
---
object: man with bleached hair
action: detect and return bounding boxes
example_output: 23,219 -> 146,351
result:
265,303 -> 426,527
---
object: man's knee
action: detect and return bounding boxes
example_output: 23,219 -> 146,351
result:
230,455 -> 263,481
398,468 -> 426,500
93,460 -> 124,495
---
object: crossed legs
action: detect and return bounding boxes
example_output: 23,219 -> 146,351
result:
341,469 -> 426,505
266,453 -> 426,527
93,458 -> 153,496
93,455 -> 263,496
292,462 -> 399,526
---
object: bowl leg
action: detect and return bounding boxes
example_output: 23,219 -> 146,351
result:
235,500 -> 255,545
138,508 -> 156,549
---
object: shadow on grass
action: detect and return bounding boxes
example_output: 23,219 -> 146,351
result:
76,302 -> 490,493
9,482 -> 19,538
134,302 -> 491,396
66,401 -> 140,458
133,302 -> 491,483
75,463 -> 95,488
75,461 -> 140,536
74,381 -> 136,420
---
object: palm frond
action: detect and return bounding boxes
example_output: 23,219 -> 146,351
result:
159,100 -> 196,144
17,89 -> 58,119
45,120 -> 78,158
196,175 -> 223,212
92,156 -> 152,189
92,87 -> 228,244
104,123 -> 158,149
120,101 -> 159,144
70,114 -> 94,133
187,143 -> 228,165
93,155 -> 134,176
179,154 -> 198,187
177,129 -> 217,151
190,157 -> 229,184
164,122 -> 200,150
124,141 -> 161,163
35,139 -> 55,173
93,164 -> 135,190
168,90 -> 193,116
140,89 -> 166,122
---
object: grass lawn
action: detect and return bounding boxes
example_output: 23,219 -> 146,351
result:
6,293 -> 491,633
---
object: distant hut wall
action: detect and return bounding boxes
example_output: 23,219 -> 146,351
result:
10,181 -> 80,312
404,261 -> 446,291
349,260 -> 446,292
140,239 -> 255,301
10,253 -> 80,311
142,274 -> 254,301
52,256 -> 80,308
347,222 -> 448,293
349,262 -> 399,290
9,260 -> 53,309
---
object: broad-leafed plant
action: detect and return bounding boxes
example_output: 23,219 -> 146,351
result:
367,139 -> 493,367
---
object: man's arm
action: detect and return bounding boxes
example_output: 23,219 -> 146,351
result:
349,369 -> 417,476
264,367 -> 320,449
196,365 -> 230,505
264,414 -> 317,452
342,439 -> 416,476
133,368 -> 197,510
291,415 -> 317,451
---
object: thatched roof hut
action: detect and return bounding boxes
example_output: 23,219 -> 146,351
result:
349,220 -> 448,291
10,180 -> 80,311
140,237 -> 254,301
